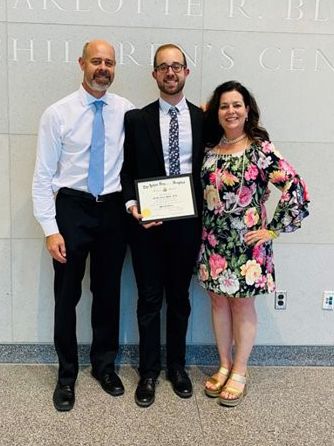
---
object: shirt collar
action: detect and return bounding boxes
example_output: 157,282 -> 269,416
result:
79,84 -> 110,106
159,96 -> 188,115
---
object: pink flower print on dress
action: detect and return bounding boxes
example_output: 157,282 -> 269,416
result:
266,273 -> 276,292
252,244 -> 266,265
255,275 -> 267,289
237,186 -> 254,207
244,164 -> 259,181
209,253 -> 228,280
266,256 -> 273,274
261,141 -> 274,153
280,191 -> 291,202
209,168 -> 223,189
278,159 -> 296,176
244,208 -> 259,228
208,232 -> 218,247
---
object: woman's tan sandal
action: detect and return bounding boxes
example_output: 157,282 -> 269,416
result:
218,371 -> 248,407
204,366 -> 230,398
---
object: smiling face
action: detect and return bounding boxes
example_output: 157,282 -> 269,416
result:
218,90 -> 249,137
79,40 -> 116,98
152,47 -> 189,104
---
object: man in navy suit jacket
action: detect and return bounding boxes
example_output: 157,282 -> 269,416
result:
121,44 -> 204,407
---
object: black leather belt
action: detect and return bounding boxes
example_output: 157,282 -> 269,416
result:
58,187 -> 120,203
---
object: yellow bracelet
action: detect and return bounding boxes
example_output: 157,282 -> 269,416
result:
268,230 -> 279,239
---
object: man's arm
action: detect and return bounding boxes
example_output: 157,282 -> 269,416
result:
120,110 -> 138,204
120,110 -> 162,229
32,107 -> 67,263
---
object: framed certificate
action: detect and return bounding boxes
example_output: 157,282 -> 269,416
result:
135,174 -> 198,223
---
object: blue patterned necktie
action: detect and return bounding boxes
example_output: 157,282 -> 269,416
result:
168,107 -> 180,176
88,100 -> 105,197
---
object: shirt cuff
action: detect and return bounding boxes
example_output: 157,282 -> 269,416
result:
125,200 -> 138,213
40,220 -> 60,237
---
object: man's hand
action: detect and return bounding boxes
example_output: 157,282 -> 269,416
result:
129,205 -> 163,229
46,233 -> 67,263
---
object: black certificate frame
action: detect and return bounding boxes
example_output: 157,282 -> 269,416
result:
135,174 -> 198,223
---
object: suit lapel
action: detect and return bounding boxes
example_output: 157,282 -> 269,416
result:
144,101 -> 166,174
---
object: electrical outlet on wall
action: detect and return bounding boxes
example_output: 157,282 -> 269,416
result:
322,291 -> 334,310
275,290 -> 287,310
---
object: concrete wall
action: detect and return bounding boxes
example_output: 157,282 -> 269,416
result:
1,0 -> 333,347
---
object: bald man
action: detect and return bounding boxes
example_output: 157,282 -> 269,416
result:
32,40 -> 134,411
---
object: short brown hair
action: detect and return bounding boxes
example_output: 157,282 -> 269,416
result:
153,44 -> 187,68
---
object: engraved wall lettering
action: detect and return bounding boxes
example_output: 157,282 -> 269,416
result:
185,0 -> 203,16
6,39 -> 334,74
286,0 -> 304,20
286,0 -> 330,21
314,0 -> 328,21
11,39 -> 35,62
163,0 -> 171,16
220,46 -> 235,69
64,41 -> 72,63
183,45 -> 199,67
9,39 -> 76,63
315,49 -> 334,71
290,48 -> 305,71
228,0 -> 251,19
118,42 -> 140,66
150,43 -> 164,65
259,47 -> 281,71
136,0 -> 143,14
74,0 -> 91,12
43,0 -> 65,10
47,40 -> 52,62
12,0 -> 33,9
98,0 -> 123,14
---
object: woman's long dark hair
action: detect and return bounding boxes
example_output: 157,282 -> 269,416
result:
204,80 -> 270,147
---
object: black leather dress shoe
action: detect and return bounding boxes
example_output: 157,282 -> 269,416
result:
167,368 -> 193,398
53,383 -> 75,412
91,370 -> 124,396
135,377 -> 157,408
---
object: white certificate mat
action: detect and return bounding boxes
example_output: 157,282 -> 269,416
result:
135,174 -> 197,223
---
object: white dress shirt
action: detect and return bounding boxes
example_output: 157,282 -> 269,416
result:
159,96 -> 193,175
32,85 -> 134,236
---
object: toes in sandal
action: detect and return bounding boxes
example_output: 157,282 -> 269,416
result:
204,366 -> 230,398
218,371 -> 248,407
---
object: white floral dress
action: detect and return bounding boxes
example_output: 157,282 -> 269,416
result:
197,140 -> 310,298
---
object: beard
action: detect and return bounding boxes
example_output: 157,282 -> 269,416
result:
156,75 -> 185,96
87,70 -> 113,92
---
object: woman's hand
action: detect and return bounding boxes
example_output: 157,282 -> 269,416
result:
244,229 -> 278,246
129,205 -> 163,229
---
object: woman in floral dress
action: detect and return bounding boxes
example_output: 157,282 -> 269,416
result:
197,81 -> 309,407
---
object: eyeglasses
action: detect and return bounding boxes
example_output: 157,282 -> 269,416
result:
154,63 -> 185,73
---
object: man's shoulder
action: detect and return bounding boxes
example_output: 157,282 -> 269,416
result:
186,100 -> 203,114
53,90 -> 79,107
106,92 -> 134,110
125,100 -> 158,119
42,90 -> 79,116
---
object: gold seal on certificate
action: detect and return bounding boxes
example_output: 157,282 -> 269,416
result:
135,174 -> 197,223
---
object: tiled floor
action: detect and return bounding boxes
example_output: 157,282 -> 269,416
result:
0,365 -> 333,446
